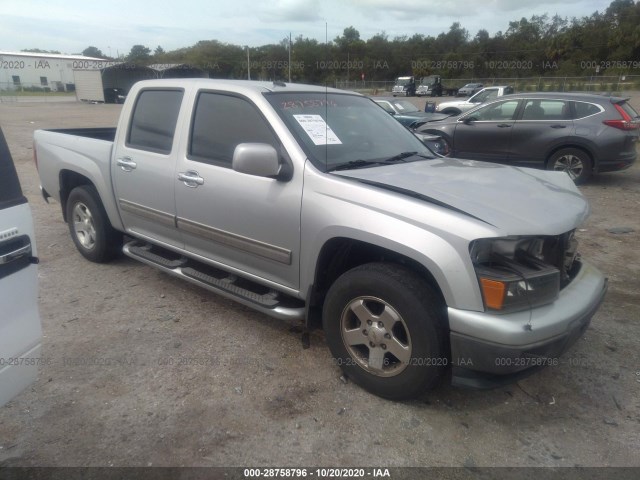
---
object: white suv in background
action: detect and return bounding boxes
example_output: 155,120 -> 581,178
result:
0,127 -> 42,407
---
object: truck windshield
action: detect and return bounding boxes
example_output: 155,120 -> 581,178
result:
396,78 -> 411,86
264,92 -> 433,172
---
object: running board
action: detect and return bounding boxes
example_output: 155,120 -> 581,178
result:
123,240 -> 305,321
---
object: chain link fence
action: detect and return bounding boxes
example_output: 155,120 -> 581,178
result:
0,81 -> 77,103
2,76 -> 640,103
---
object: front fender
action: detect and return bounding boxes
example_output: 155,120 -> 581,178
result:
299,166 -> 497,311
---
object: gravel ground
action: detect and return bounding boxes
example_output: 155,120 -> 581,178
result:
0,97 -> 639,468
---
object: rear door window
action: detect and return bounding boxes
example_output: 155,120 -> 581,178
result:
127,89 -> 184,154
521,100 -> 571,120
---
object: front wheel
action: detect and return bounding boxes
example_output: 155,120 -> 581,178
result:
547,148 -> 592,185
66,185 -> 122,263
323,263 -> 448,400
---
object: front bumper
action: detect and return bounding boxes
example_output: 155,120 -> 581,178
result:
447,260 -> 607,388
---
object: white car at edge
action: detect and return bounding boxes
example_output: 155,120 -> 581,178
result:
0,127 -> 42,407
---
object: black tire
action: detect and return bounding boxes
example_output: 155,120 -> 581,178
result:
323,262 -> 448,400
66,185 -> 121,263
547,148 -> 592,185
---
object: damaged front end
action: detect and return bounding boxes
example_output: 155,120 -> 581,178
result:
447,230 -> 607,389
470,231 -> 580,315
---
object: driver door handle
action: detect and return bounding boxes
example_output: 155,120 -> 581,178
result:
497,123 -> 512,128
178,171 -> 204,188
550,124 -> 567,129
116,156 -> 137,171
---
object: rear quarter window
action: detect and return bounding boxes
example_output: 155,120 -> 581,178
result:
0,129 -> 26,210
127,89 -> 184,154
574,102 -> 602,119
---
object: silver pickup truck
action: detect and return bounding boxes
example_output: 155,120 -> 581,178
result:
34,79 -> 607,400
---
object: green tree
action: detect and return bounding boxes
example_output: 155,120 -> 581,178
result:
82,46 -> 104,58
126,45 -> 152,65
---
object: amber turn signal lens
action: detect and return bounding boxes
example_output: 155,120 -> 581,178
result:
479,278 -> 506,310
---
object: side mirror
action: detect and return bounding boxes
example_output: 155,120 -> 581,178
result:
462,116 -> 476,124
232,143 -> 285,179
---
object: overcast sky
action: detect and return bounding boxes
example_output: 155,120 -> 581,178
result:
0,0 -> 612,56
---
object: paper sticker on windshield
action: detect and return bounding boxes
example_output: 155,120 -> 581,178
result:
396,104 -> 405,111
293,114 -> 342,145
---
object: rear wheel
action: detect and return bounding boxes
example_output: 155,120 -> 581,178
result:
66,185 -> 121,263
547,148 -> 592,185
323,263 -> 448,400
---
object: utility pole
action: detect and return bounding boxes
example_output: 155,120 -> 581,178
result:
246,47 -> 251,80
288,32 -> 292,83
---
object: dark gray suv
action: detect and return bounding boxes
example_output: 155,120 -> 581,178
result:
418,92 -> 639,184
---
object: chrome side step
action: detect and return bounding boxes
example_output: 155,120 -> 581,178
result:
123,240 -> 305,321
128,243 -> 188,269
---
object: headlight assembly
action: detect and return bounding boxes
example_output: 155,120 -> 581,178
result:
470,237 -> 562,314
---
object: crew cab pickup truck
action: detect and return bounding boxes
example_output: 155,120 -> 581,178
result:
436,85 -> 515,115
34,79 -> 607,400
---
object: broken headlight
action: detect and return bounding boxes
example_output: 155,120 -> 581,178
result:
470,237 -> 561,314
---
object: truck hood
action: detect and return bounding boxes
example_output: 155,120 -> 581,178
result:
438,99 -> 471,109
333,158 -> 589,235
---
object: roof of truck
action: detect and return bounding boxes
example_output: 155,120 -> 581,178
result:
132,78 -> 350,95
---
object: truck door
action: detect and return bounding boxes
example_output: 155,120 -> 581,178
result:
111,89 -> 185,248
0,128 -> 42,407
174,91 -> 302,290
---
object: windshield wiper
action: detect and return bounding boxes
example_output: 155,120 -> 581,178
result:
330,160 -> 382,171
384,151 -> 420,162
329,152 -> 432,172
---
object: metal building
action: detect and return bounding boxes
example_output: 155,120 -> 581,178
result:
0,51 -> 107,92
74,64 -> 157,103
148,64 -> 208,79
74,63 -> 208,103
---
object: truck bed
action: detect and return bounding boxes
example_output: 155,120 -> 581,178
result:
34,127 -> 120,231
44,128 -> 116,142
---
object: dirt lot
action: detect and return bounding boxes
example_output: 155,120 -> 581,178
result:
0,97 -> 639,468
